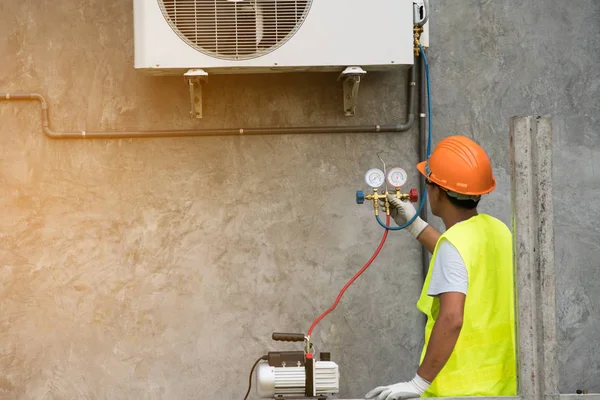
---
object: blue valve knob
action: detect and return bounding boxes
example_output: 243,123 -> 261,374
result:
356,190 -> 365,204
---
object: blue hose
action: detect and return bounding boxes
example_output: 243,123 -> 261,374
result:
376,44 -> 432,230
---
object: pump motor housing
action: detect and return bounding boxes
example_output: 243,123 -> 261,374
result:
254,334 -> 340,399
256,359 -> 339,398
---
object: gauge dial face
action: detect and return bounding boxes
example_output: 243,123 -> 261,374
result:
387,167 -> 408,187
364,168 -> 385,188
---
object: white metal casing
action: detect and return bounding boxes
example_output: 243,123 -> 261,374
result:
256,361 -> 340,398
133,0 -> 415,75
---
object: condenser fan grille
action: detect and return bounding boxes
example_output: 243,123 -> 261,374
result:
159,0 -> 312,60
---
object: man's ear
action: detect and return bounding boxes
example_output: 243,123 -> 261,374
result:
431,185 -> 443,203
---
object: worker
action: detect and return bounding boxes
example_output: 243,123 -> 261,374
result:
365,135 -> 517,400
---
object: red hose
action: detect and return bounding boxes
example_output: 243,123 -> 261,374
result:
307,215 -> 391,337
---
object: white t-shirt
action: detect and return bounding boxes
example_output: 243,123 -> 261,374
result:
427,238 -> 468,296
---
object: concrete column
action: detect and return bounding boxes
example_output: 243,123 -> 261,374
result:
510,116 -> 559,400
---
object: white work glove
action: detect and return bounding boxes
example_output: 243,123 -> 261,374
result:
386,194 -> 428,238
364,374 -> 431,400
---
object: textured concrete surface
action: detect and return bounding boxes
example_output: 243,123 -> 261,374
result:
0,0 -> 598,399
510,116 -> 559,399
0,1 -> 423,399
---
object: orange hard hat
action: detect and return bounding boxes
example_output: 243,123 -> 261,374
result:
416,135 -> 496,196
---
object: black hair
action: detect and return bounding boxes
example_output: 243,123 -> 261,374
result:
445,192 -> 479,210
427,179 -> 479,210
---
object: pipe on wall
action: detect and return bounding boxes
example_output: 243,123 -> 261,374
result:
0,66 -> 416,139
418,52 -> 430,279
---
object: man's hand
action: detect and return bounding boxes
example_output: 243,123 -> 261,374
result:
364,374 -> 430,400
386,194 -> 429,238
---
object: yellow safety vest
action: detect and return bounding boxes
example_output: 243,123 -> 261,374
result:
417,214 -> 517,397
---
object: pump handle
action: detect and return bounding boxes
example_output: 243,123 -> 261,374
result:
272,332 -> 306,342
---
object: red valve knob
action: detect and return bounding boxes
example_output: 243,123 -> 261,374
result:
409,188 -> 419,203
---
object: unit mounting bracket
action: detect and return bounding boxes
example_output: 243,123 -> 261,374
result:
184,69 -> 208,119
338,66 -> 367,117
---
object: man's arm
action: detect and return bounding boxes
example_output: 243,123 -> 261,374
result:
416,291 -> 465,382
416,225 -> 441,254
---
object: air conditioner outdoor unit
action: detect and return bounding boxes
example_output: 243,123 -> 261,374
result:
133,0 -> 420,118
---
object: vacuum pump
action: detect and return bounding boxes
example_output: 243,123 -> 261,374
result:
253,333 -> 339,399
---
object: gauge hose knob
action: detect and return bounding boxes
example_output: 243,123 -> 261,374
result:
409,188 -> 419,203
356,190 -> 365,204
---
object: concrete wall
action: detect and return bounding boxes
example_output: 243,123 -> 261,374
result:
0,0 -> 597,398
